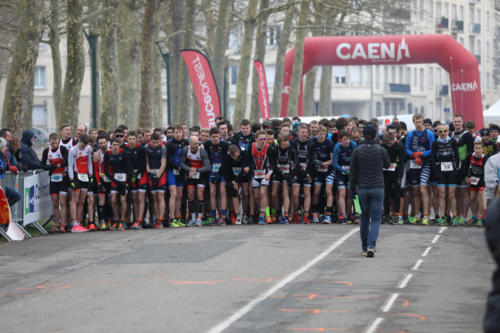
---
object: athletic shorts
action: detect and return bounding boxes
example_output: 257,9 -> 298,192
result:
130,172 -> 148,192
167,169 -> 184,187
147,172 -> 167,192
72,174 -> 90,191
469,185 -> 485,192
186,173 -> 208,188
111,180 -> 129,195
313,171 -> 335,185
49,175 -> 69,195
98,180 -> 111,195
271,172 -> 291,185
408,163 -> 431,187
436,172 -> 458,187
292,173 -> 312,186
252,176 -> 270,188
209,172 -> 226,184
335,172 -> 349,189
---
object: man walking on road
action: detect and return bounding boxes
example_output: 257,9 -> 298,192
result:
350,124 -> 390,257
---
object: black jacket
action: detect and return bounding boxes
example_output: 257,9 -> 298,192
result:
485,199 -> 500,333
350,139 -> 390,192
19,130 -> 47,171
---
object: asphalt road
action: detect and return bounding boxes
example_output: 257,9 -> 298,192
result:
0,223 -> 494,333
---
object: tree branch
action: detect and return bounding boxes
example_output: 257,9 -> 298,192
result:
0,45 -> 14,54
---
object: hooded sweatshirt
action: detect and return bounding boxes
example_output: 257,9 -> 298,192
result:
19,130 -> 46,171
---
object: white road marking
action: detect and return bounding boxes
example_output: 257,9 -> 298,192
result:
438,226 -> 448,234
381,293 -> 399,312
422,246 -> 432,257
207,227 -> 359,333
398,273 -> 413,289
365,317 -> 384,333
412,259 -> 423,271
432,235 -> 440,244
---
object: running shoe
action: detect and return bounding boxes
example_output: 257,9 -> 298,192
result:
397,215 -> 404,225
231,215 -> 237,225
235,216 -> 242,225
87,223 -> 98,231
451,217 -> 460,226
242,215 -> 249,225
71,224 -> 89,233
367,248 -> 375,258
196,218 -> 203,227
421,216 -> 429,226
361,251 -> 368,257
48,224 -> 58,233
117,222 -> 125,231
58,224 -> 66,233
99,222 -> 109,230
218,217 -> 226,226
258,216 -> 266,225
312,213 -> 320,223
130,221 -> 142,230
293,214 -> 300,224
111,222 -> 118,230
302,214 -> 310,224
265,216 -> 273,224
323,215 -> 332,224
187,218 -> 197,227
435,217 -> 446,226
277,215 -> 289,224
476,218 -> 484,227
271,214 -> 277,223
408,216 -> 418,225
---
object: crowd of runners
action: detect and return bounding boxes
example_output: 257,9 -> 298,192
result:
2,112 -> 500,233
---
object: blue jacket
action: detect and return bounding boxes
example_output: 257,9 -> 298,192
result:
19,130 -> 45,171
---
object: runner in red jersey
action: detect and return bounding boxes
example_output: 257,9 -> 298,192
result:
249,130 -> 272,224
93,135 -> 110,230
42,133 -> 69,232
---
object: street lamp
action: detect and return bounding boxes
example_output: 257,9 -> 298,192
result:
155,42 -> 171,126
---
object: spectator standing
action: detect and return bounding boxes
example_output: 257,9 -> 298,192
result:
0,128 -> 19,168
19,129 -> 48,171
350,124 -> 390,257
0,138 -> 20,207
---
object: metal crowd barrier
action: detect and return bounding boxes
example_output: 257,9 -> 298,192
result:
0,169 -> 50,240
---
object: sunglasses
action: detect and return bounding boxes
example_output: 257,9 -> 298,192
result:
115,135 -> 124,138
438,130 -> 448,133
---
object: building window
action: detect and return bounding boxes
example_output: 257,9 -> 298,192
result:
32,103 -> 47,127
230,65 -> 237,85
420,68 -> 424,92
267,25 -> 281,46
436,2 -> 442,24
413,67 -> 417,87
406,67 -> 411,85
486,42 -> 489,61
384,102 -> 390,115
428,67 -> 433,89
477,9 -> 481,24
443,2 -> 448,19
408,102 -> 413,114
350,66 -> 361,85
376,102 -> 382,116
429,0 -> 433,19
265,65 -> 275,85
34,66 -> 46,89
375,66 -> 380,90
459,5 -> 463,20
334,66 -> 346,84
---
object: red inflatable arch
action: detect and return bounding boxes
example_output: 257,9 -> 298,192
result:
281,34 -> 483,128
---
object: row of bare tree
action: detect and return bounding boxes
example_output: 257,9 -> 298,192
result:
0,0 -> 408,136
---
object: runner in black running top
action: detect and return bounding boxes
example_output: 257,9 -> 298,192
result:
146,133 -> 167,228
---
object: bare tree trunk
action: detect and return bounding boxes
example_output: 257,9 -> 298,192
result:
211,0 -> 231,93
138,0 -> 156,128
318,66 -> 332,116
59,0 -> 85,126
201,0 -> 215,54
270,1 -> 294,118
166,0 -> 183,123
287,0 -> 308,117
117,0 -> 141,128
303,68 -> 317,116
233,0 -> 259,124
250,0 -> 270,122
49,0 -> 62,128
1,0 -> 42,136
176,0 -> 196,124
99,0 -> 119,129
152,10 -> 163,127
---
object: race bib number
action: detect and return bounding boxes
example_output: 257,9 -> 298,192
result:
254,169 -> 266,179
299,162 -> 307,171
50,173 -> 63,182
136,173 -> 142,180
440,162 -> 453,172
278,164 -> 290,174
190,172 -> 200,180
211,163 -> 221,173
470,176 -> 480,186
115,173 -> 126,182
173,169 -> 180,176
383,163 -> 397,172
150,169 -> 159,177
318,165 -> 328,173
410,160 -> 422,169
232,167 -> 241,176
77,173 -> 89,182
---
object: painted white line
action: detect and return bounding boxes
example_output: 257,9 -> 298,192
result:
438,226 -> 448,234
432,235 -> 440,244
412,259 -> 424,271
398,273 -> 413,289
381,293 -> 399,312
365,317 -> 384,333
422,246 -> 432,257
207,227 -> 359,333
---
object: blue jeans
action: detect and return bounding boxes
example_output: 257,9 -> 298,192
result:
358,187 -> 384,251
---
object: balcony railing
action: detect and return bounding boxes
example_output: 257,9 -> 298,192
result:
452,20 -> 464,32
